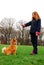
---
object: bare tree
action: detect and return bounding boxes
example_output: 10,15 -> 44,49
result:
16,20 -> 31,45
0,18 -> 15,44
16,20 -> 25,44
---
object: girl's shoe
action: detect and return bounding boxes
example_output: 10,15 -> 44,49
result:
30,50 -> 37,55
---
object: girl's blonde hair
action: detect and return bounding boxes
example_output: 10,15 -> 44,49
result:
32,11 -> 40,21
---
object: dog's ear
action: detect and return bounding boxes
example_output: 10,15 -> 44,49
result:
13,39 -> 17,45
10,38 -> 17,45
10,39 -> 13,45
13,39 -> 16,42
13,38 -> 17,42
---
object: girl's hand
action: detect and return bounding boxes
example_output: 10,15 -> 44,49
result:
36,31 -> 40,36
21,24 -> 26,28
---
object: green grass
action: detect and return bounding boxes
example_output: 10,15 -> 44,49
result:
0,44 -> 44,65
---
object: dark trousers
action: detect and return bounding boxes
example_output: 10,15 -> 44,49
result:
31,33 -> 38,52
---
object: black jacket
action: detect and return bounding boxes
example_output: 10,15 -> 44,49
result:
25,19 -> 41,34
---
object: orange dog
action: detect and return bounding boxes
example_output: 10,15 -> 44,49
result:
2,39 -> 17,55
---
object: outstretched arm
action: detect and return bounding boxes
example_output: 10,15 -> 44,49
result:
25,21 -> 31,27
22,21 -> 31,28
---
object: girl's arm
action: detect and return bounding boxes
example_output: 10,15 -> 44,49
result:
22,21 -> 31,28
36,19 -> 41,36
25,21 -> 31,27
36,19 -> 41,32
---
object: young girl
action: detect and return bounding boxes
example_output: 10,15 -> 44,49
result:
22,11 -> 41,55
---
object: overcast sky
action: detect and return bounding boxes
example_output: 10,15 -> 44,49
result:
0,0 -> 44,27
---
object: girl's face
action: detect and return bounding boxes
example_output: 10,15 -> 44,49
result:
32,12 -> 40,20
32,13 -> 36,19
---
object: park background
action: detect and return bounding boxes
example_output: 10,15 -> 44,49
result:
0,0 -> 44,45
0,0 -> 44,65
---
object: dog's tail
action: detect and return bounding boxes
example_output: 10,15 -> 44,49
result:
2,47 -> 6,54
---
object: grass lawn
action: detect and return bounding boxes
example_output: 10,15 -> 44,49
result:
0,44 -> 44,65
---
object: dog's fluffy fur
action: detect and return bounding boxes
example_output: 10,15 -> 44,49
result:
2,39 -> 17,55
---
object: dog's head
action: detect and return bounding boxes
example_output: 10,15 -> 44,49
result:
10,38 -> 17,45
